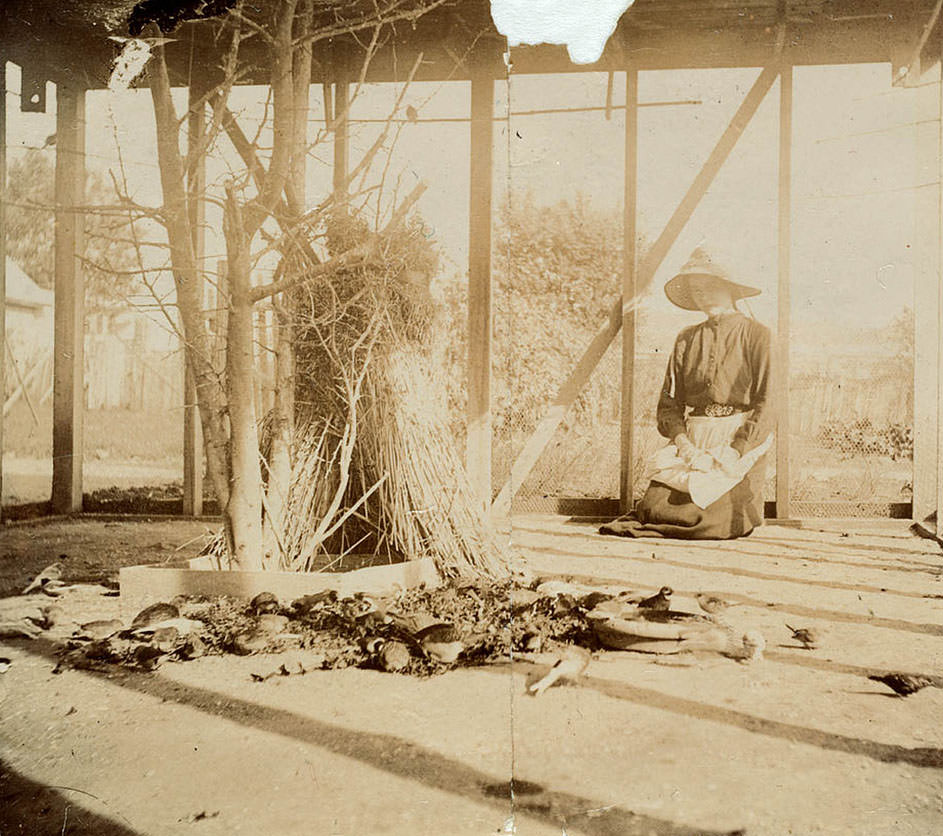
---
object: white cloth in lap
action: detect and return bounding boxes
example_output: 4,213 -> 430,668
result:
648,413 -> 773,510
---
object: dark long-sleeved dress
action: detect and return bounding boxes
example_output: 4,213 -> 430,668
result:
601,311 -> 773,540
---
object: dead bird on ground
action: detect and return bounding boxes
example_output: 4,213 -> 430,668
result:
785,623 -> 821,650
528,646 -> 592,696
868,673 -> 937,697
696,593 -> 740,615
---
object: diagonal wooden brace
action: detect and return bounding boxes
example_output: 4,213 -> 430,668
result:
493,64 -> 780,516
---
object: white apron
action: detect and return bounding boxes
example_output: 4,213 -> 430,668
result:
648,412 -> 773,510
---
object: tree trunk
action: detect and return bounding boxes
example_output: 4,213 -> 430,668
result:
147,33 -> 232,512
223,195 -> 264,570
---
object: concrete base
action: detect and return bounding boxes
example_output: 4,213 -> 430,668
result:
119,557 -> 441,620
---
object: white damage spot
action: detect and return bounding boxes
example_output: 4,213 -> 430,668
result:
489,0 -> 637,64
108,38 -> 154,91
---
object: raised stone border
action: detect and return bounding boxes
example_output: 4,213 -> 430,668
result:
119,557 -> 441,620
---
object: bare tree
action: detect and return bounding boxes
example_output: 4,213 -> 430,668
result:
135,0 -> 445,569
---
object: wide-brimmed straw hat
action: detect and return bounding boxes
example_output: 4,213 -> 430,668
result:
664,247 -> 761,311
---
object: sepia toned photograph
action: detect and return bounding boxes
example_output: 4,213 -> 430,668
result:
1,0 -> 942,833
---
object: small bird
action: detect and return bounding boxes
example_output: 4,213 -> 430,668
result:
75,619 -> 123,640
22,563 -> 63,595
133,645 -> 165,671
130,601 -> 181,631
638,587 -> 673,611
291,590 -> 336,616
232,629 -> 269,655
256,614 -> 289,636
150,626 -> 180,651
868,673 -> 936,697
529,646 -> 591,696
414,623 -> 464,665
378,640 -> 412,672
696,593 -> 739,615
786,623 -> 820,650
726,630 -> 766,663
250,592 -> 279,615
352,596 -> 392,629
179,634 -> 206,660
405,104 -> 419,123
38,604 -> 63,629
0,657 -> 11,674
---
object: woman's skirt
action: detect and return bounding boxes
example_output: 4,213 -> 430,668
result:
600,413 -> 772,540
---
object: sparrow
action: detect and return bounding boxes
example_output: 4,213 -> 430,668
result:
529,646 -> 592,696
291,590 -> 336,616
150,626 -> 180,652
256,614 -> 289,636
868,673 -> 936,697
414,623 -> 464,665
130,601 -> 181,631
133,645 -> 165,671
405,104 -> 419,123
352,596 -> 392,629
379,640 -> 412,672
579,591 -> 614,610
785,623 -> 820,650
696,594 -> 739,615
231,629 -> 269,655
638,587 -> 673,611
179,634 -> 206,660
22,563 -> 63,595
726,630 -> 766,663
250,592 -> 279,615
37,604 -> 63,630
75,619 -> 123,640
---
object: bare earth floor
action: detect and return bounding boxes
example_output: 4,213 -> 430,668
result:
1,514 -> 943,835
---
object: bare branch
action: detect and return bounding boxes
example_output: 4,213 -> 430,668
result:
249,180 -> 427,302
245,0 -> 300,236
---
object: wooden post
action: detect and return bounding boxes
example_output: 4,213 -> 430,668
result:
0,63 -> 6,519
913,70 -> 940,526
937,41 -> 943,538
333,73 -> 349,201
620,68 -> 639,513
468,71 -> 494,510
51,85 -> 86,514
775,65 -> 793,520
183,83 -> 205,516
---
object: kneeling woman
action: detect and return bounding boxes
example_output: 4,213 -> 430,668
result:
601,249 -> 773,540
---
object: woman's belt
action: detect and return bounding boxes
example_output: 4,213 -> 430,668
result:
688,403 -> 747,418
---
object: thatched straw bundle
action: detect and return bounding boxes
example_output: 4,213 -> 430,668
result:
211,211 -> 507,579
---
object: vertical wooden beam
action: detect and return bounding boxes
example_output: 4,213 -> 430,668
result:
620,68 -> 639,513
937,43 -> 943,539
183,83 -> 205,516
913,70 -> 940,525
333,75 -> 349,201
51,85 -> 85,514
0,62 -> 6,519
468,71 -> 494,509
775,66 -> 793,520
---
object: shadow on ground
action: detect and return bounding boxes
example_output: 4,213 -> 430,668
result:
0,759 -> 143,836
9,638 -> 745,836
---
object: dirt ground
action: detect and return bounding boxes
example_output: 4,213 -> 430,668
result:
1,515 -> 943,835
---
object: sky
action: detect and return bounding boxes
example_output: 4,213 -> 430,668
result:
3,56 -> 924,353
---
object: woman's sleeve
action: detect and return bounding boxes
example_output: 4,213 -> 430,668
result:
656,336 -> 687,441
732,323 -> 773,455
